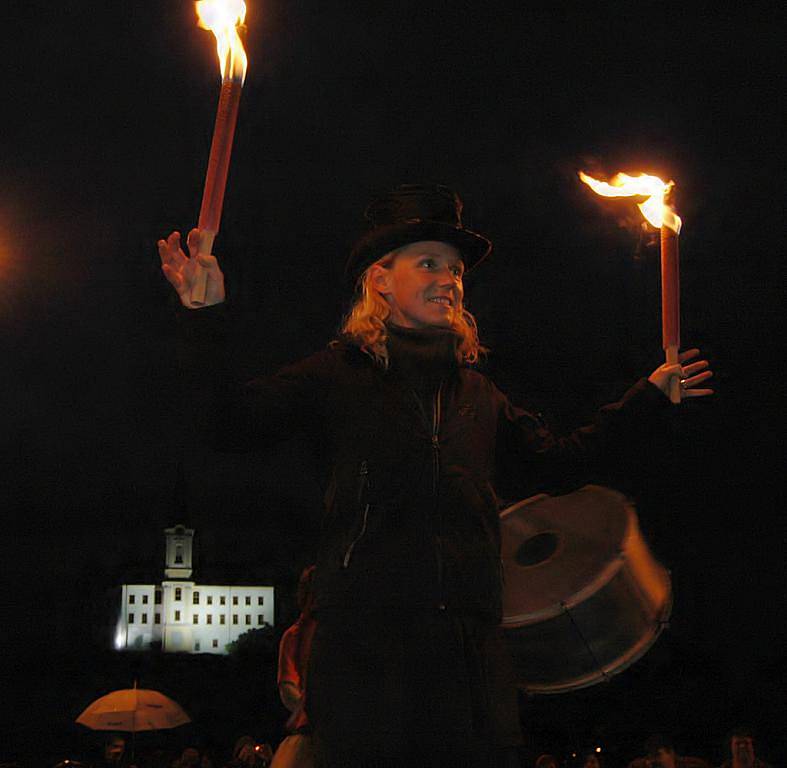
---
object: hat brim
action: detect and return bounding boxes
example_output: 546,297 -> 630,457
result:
346,221 -> 491,284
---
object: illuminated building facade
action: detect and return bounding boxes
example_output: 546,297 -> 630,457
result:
114,525 -> 275,654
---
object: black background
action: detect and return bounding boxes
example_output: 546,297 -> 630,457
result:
1,1 -> 783,765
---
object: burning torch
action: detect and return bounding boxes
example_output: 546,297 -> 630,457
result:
578,171 -> 683,403
190,0 -> 248,306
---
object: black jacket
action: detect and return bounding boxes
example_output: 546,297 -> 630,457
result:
183,314 -> 667,626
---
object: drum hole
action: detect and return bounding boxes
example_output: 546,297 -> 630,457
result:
515,531 -> 560,566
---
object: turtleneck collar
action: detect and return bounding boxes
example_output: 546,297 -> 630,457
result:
385,323 -> 461,388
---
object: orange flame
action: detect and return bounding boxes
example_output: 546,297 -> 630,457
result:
578,171 -> 681,233
196,0 -> 248,83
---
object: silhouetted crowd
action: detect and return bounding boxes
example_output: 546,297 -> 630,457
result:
49,733 -> 274,768
38,724 -> 772,768
535,729 -> 772,768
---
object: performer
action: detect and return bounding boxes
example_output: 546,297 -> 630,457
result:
159,183 -> 712,768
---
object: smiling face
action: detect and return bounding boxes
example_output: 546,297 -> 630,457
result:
371,240 -> 465,329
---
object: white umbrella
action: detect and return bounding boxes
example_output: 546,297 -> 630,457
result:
76,685 -> 191,732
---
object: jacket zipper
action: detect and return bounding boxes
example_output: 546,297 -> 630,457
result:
431,383 -> 442,495
432,383 -> 444,607
342,460 -> 370,568
406,384 -> 446,605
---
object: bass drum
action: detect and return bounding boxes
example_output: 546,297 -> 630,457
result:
500,485 -> 671,694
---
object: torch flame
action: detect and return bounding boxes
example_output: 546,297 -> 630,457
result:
196,0 -> 248,83
578,171 -> 681,233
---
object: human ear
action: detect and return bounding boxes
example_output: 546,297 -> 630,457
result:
369,263 -> 392,296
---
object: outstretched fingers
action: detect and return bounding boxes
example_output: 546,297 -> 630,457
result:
681,369 -> 714,397
677,348 -> 714,397
157,228 -> 225,307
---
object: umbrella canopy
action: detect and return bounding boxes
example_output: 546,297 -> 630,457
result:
76,687 -> 191,732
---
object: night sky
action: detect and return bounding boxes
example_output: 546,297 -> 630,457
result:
2,1 -> 783,765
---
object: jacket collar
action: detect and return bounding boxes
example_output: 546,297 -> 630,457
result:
385,324 -> 460,388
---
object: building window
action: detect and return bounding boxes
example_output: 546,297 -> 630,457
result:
193,591 -> 200,605
142,595 -> 149,604
207,595 -> 213,605
207,614 -> 213,625
142,614 -> 148,624
129,595 -> 135,604
155,589 -> 162,605
220,614 -> 226,625
128,613 -> 135,623
175,545 -> 183,564
220,596 -> 226,606
257,615 -> 264,625
258,596 -> 264,606
245,596 -> 251,606
194,641 -> 200,651
154,613 -> 161,624
245,615 -> 251,625
212,639 -> 218,648
232,614 -> 238,625
232,596 -> 238,606
193,614 -> 199,624
175,587 -> 182,601
174,610 -> 181,621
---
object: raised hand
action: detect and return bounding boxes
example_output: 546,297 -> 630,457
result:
648,348 -> 714,399
158,228 -> 226,308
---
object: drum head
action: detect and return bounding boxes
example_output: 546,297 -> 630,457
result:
500,485 -> 632,626
499,485 -> 672,693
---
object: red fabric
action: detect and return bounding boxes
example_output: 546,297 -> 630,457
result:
277,615 -> 317,732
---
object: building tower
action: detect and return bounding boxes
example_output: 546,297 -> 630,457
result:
164,524 -> 194,579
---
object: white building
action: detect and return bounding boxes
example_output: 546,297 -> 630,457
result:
114,525 -> 275,654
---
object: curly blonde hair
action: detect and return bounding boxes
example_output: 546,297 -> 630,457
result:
338,251 -> 485,367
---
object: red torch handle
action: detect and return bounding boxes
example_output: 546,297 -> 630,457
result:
660,224 -> 681,403
199,77 -> 242,232
190,77 -> 243,306
660,225 -> 680,350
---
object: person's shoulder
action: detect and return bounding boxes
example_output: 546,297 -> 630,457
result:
459,366 -> 497,390
281,622 -> 300,639
278,625 -> 297,654
327,336 -> 378,366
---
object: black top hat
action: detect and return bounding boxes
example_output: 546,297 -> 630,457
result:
345,183 -> 492,284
